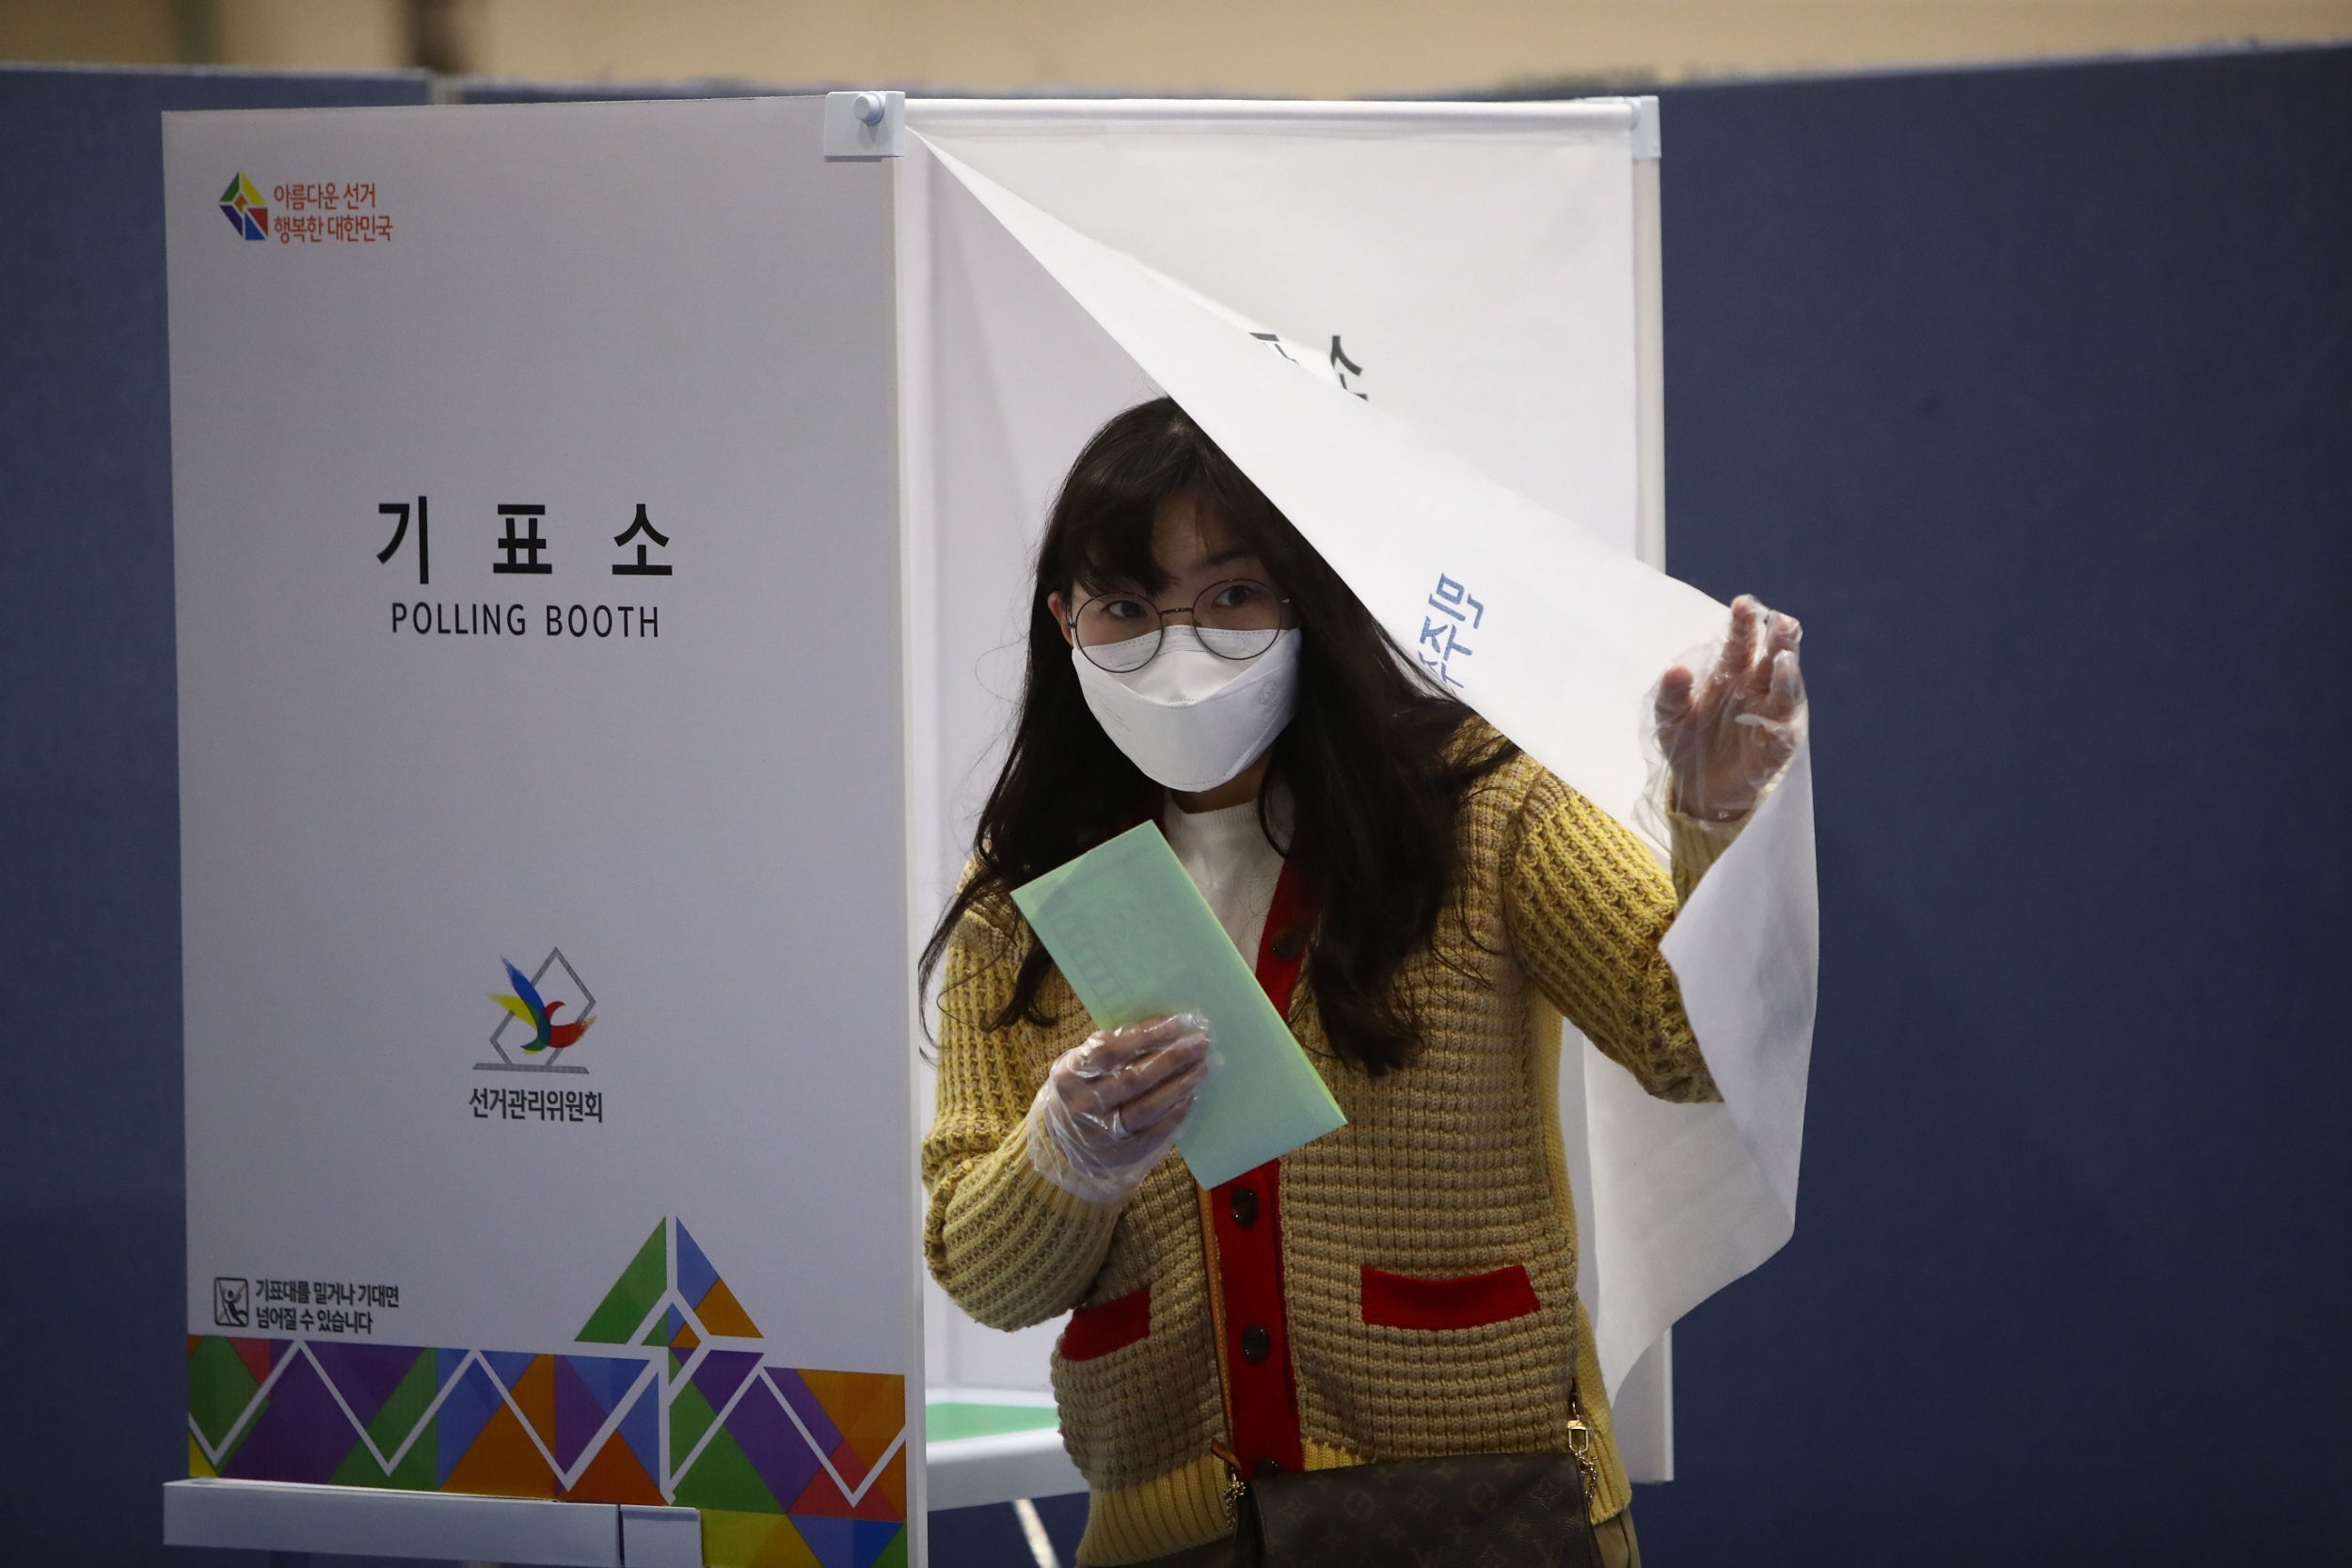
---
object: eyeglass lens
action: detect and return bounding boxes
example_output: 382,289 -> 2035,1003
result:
1074,578 -> 1288,673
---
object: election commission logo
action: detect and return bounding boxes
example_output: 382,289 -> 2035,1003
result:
472,948 -> 606,1125
218,172 -> 268,240
481,947 -> 596,1073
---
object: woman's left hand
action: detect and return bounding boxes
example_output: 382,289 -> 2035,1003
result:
1653,594 -> 1806,823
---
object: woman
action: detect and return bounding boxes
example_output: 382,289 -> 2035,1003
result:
921,398 -> 1804,1566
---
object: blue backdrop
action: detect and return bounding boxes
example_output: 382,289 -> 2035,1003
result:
0,66 -> 435,1568
2,43 -> 2345,1567
1645,43 -> 2351,1564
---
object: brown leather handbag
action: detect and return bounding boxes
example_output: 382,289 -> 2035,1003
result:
1234,1444 -> 1603,1568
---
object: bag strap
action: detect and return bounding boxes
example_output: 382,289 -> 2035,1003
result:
1564,1334 -> 1601,1508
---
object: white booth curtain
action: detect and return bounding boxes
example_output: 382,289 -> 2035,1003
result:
898,101 -> 1820,1484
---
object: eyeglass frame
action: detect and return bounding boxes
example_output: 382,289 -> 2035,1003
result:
1062,577 -> 1296,673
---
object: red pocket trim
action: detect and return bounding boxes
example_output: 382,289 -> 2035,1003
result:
1359,1264 -> 1540,1331
1059,1286 -> 1152,1361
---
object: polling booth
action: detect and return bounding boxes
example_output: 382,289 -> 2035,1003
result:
162,91 -> 1815,1567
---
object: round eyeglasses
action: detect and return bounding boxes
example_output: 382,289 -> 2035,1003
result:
1068,578 -> 1295,673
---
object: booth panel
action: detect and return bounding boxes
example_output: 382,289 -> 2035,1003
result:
165,95 -> 920,1563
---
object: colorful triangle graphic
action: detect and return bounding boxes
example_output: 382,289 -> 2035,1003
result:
670,1374 -> 719,1470
363,1351 -> 441,1462
435,1358 -> 502,1485
442,1402 -> 556,1498
643,1303 -> 684,1346
561,1352 -> 645,1415
787,1440 -> 902,1523
697,1275 -> 762,1338
787,1515 -> 902,1568
674,1423 -> 782,1513
187,1336 -> 262,1450
676,1220 -> 720,1307
580,1219 -> 668,1343
690,1348 -> 762,1415
703,1509 -> 823,1568
796,1370 -> 903,1488
509,1354 -> 560,1454
309,1341 -> 424,1430
614,1370 -> 660,1478
228,1338 -> 275,1386
553,1356 -> 612,1472
562,1422 -> 666,1505
483,1349 -> 539,1407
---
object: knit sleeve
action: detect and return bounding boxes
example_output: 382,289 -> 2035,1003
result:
1501,769 -> 1724,1104
920,907 -> 1125,1331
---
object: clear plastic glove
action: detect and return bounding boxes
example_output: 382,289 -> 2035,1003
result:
1653,594 -> 1807,824
1025,1014 -> 1214,1206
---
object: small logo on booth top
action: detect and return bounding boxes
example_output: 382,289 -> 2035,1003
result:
214,175 -> 393,245
480,947 -> 596,1074
218,173 -> 268,240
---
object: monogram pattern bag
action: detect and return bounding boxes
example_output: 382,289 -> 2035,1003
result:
1238,1447 -> 1603,1568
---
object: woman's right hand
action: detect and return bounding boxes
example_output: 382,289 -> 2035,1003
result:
1026,1014 -> 1213,1205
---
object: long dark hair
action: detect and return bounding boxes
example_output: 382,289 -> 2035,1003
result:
918,398 -> 1516,1074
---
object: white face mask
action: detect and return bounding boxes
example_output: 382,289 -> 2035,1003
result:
1073,626 -> 1302,793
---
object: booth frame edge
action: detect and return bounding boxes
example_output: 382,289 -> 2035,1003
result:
1632,99 -> 1665,578
888,137 -> 937,1568
1627,94 -> 1679,1484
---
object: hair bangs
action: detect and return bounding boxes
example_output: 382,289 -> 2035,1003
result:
1057,483 -> 1169,595
1046,404 -> 1302,598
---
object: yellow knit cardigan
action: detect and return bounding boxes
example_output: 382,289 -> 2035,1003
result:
923,738 -> 1730,1565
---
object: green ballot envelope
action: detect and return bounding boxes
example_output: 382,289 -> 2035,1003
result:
1011,822 -> 1347,1189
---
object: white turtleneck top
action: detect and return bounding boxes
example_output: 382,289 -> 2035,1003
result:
1158,787 -> 1291,960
